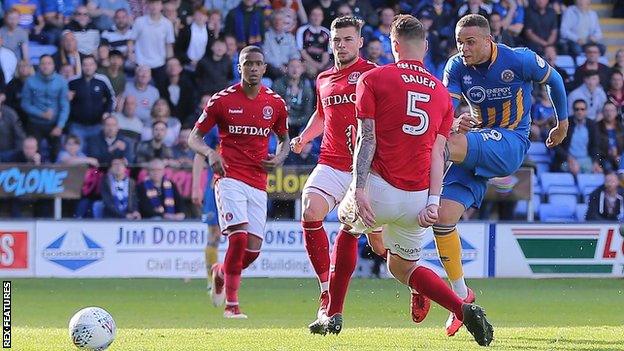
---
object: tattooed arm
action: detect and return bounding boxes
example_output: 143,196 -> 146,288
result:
262,132 -> 291,171
354,118 -> 376,189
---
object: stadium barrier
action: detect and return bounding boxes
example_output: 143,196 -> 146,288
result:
1,221 -> 621,278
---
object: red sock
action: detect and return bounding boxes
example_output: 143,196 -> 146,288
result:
303,220 -> 330,290
409,266 -> 464,320
327,229 -> 358,316
242,249 -> 260,269
223,231 -> 248,305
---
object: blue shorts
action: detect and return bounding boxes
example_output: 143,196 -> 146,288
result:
202,182 -> 219,226
442,128 -> 529,209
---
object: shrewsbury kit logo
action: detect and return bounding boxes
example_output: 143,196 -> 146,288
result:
513,227 -> 623,274
42,231 -> 105,271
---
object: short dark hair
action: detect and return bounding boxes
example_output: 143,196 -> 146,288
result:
109,49 -> 124,58
330,15 -> 363,33
573,99 -> 587,108
239,45 -> 264,59
584,43 -> 600,52
39,54 -> 54,62
152,120 -> 167,129
584,69 -> 600,78
456,14 -> 490,34
65,134 -> 81,145
81,54 -> 96,64
390,14 -> 426,42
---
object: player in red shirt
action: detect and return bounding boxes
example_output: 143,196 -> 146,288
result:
188,46 -> 290,319
289,16 -> 384,334
337,15 -> 494,346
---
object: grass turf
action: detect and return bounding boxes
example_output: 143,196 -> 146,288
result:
11,278 -> 624,350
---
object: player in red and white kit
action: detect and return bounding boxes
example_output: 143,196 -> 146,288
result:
337,15 -> 494,346
188,46 -> 290,319
289,16 -> 384,334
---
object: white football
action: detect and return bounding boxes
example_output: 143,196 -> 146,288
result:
69,307 -> 116,350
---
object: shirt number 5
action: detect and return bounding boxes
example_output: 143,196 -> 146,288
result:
404,91 -> 430,136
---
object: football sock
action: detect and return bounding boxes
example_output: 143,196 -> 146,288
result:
409,265 -> 464,321
303,220 -> 330,292
242,249 -> 260,269
205,246 -> 218,285
224,231 -> 247,305
327,229 -> 358,316
433,225 -> 468,299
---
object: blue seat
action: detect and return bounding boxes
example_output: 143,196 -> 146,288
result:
540,172 -> 576,194
539,203 -> 575,222
576,203 -> 588,221
514,194 -> 541,219
577,173 -> 604,197
548,184 -> 579,195
555,55 -> 576,76
28,42 -> 58,65
325,207 -> 339,222
535,162 -> 550,176
528,142 -> 548,156
548,193 -> 578,207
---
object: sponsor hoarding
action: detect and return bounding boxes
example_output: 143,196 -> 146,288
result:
0,222 -> 35,277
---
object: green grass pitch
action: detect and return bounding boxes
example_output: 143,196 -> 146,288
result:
11,278 -> 624,350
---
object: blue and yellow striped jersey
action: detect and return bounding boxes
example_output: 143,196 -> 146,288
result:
443,43 -> 553,135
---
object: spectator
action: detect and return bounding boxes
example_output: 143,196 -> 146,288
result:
53,30 -> 82,77
171,127 -> 194,167
586,171 -> 624,221
607,71 -> 624,116
0,36 -> 18,87
224,0 -> 265,49
56,134 -> 100,166
67,55 -> 116,146
21,54 -> 68,161
413,0 -> 455,40
613,49 -> 624,76
163,0 -> 183,37
272,0 -> 307,29
567,70 -> 608,121
100,9 -> 134,58
8,136 -> 41,164
87,0 -> 131,31
187,94 -> 211,128
175,7 -> 213,67
296,6 -> 330,78
203,0 -> 240,21
141,98 -> 181,147
3,0 -> 45,34
114,94 -> 144,143
39,1 -> 65,45
523,0 -> 557,55
130,0 -> 175,87
86,115 -> 135,165
263,9 -> 301,80
135,120 -> 174,164
101,156 -> 142,219
530,87 -> 555,142
595,102 -> 624,172
457,0 -> 492,19
272,58 -> 314,137
4,60 -> 33,127
419,10 -> 445,78
156,57 -> 195,123
196,39 -> 233,96
224,34 -> 241,83
0,9 -> 30,61
572,43 -> 612,92
96,43 -> 111,68
559,0 -> 605,58
543,45 -> 573,91
207,8 -> 223,39
0,104 -> 26,162
371,7 -> 395,64
97,49 -> 126,98
489,12 -> 514,47
344,0 -> 378,27
65,6 -> 101,55
123,65 -> 160,126
365,38 -> 391,65
553,99 -> 600,175
492,0 -> 523,36
138,158 -> 186,219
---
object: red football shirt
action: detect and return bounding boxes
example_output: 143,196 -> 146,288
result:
316,58 -> 377,172
356,60 -> 453,191
195,83 -> 289,190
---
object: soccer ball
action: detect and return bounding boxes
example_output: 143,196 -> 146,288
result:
68,307 -> 116,350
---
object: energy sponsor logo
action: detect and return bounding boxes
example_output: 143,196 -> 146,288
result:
512,227 -> 622,274
42,231 -> 104,271
421,237 -> 478,268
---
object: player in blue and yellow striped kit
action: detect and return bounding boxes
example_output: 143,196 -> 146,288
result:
422,14 -> 569,335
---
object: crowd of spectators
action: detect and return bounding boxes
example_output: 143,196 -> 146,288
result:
1,0 -> 623,220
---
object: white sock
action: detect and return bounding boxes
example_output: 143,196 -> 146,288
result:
451,277 -> 468,299
320,281 -> 329,292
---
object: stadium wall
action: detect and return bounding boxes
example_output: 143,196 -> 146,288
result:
0,221 -> 622,278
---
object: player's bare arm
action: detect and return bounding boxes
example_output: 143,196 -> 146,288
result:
353,118 -> 376,227
290,110 -> 323,153
188,123 -> 226,176
453,112 -> 480,134
191,153 -> 206,206
546,117 -> 568,148
263,133 -> 291,171
419,134 -> 446,228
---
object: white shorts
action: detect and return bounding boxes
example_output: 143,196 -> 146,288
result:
302,164 -> 352,210
215,177 -> 267,239
338,173 -> 429,261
